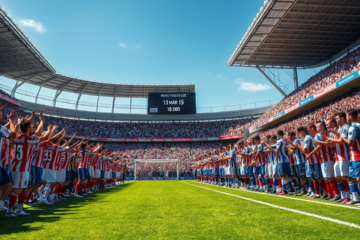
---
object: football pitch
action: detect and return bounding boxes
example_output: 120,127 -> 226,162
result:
1,181 -> 360,239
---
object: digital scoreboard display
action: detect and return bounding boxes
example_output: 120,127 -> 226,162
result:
148,92 -> 196,115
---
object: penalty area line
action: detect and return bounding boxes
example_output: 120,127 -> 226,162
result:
182,182 -> 360,229
195,181 -> 360,210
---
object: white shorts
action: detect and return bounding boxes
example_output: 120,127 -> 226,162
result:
334,160 -> 349,177
60,169 -> 67,182
241,166 -> 246,176
43,169 -> 57,183
105,171 -> 109,179
272,163 -> 278,178
95,169 -> 101,178
321,161 -> 335,179
264,163 -> 269,176
89,166 -> 94,178
56,171 -> 62,182
11,171 -> 30,188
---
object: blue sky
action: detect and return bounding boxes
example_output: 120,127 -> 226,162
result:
0,0 -> 325,114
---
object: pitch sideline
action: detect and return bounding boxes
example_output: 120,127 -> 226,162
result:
182,182 -> 360,229
192,181 -> 360,210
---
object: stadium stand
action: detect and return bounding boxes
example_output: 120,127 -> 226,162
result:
253,47 -> 360,127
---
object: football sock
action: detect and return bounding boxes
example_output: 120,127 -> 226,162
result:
349,181 -> 359,201
337,182 -> 345,199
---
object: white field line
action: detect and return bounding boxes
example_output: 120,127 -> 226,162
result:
182,182 -> 360,229
193,181 -> 360,210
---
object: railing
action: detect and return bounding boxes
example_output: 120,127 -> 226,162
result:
0,83 -> 279,114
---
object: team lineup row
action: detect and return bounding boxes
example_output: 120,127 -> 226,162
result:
195,109 -> 360,207
0,106 -> 126,217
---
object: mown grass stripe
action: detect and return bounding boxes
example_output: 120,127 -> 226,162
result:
183,182 -> 360,229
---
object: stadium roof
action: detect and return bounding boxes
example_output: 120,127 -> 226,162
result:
228,0 -> 360,69
0,7 -> 195,98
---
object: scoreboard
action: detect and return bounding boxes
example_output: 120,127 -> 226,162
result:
148,92 -> 196,115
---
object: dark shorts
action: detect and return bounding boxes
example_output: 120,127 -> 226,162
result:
305,162 -> 322,179
29,166 -> 43,186
277,163 -> 290,176
0,167 -> 11,186
100,170 -> 105,179
247,166 -> 254,176
65,170 -> 73,182
295,163 -> 306,176
349,161 -> 360,179
112,172 -> 116,179
78,168 -> 90,180
289,166 -> 297,178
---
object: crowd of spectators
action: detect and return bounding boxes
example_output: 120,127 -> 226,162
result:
0,104 -> 256,138
101,141 -> 236,176
258,89 -> 360,141
44,117 -> 255,138
0,89 -> 18,101
253,47 -> 360,126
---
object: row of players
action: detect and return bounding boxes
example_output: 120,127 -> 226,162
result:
0,107 -> 124,217
195,109 -> 360,206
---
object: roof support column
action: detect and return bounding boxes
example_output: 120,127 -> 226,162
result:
293,67 -> 298,89
35,86 -> 42,103
96,94 -> 100,112
11,81 -> 21,97
53,90 -> 62,107
112,87 -> 117,114
75,93 -> 82,110
256,66 -> 286,97
130,89 -> 132,114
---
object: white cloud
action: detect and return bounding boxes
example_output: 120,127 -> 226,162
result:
119,42 -> 141,49
119,42 -> 127,48
235,79 -> 272,92
18,19 -> 46,33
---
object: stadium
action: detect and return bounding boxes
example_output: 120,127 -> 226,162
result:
1,0 -> 360,239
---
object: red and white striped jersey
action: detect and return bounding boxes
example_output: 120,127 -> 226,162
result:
11,134 -> 39,172
288,152 -> 295,167
1,139 -> 12,166
256,144 -> 267,166
43,144 -> 65,170
79,150 -> 92,169
330,124 -> 350,161
32,140 -> 48,168
314,133 -> 334,163
348,123 -> 360,162
303,135 -> 319,165
61,152 -> 73,171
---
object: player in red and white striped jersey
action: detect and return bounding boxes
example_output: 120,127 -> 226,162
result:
327,113 -> 352,203
308,121 -> 339,201
341,109 -> 360,205
7,120 -> 40,216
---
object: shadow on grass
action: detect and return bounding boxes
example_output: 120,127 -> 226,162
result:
0,182 -> 134,236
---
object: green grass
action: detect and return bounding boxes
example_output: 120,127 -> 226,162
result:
1,180 -> 360,239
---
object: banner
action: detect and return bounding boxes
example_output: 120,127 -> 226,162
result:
0,94 -> 22,106
251,69 -> 360,131
65,134 -> 243,142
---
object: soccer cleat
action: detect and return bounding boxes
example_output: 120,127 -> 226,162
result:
345,200 -> 360,205
311,194 -> 320,199
329,196 -> 341,202
277,191 -> 288,195
0,204 -> 7,210
321,194 -> 328,200
6,212 -> 17,217
40,200 -> 53,205
342,198 -> 351,204
308,193 -> 315,198
74,193 -> 84,198
16,211 -> 31,216
324,196 -> 333,201
337,198 -> 345,203
305,192 -> 312,197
